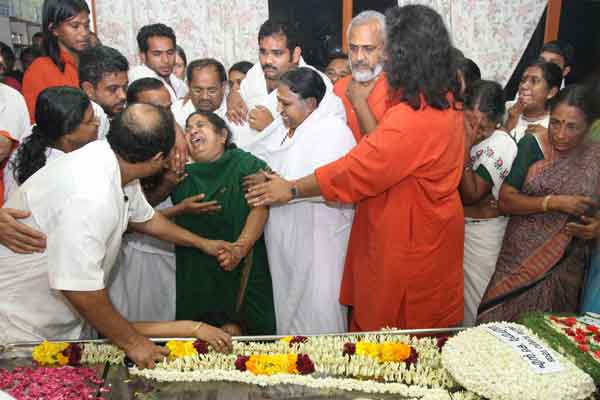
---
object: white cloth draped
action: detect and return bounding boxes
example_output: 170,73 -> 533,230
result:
244,95 -> 355,335
232,59 -> 345,149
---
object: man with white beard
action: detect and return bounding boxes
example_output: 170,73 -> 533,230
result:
226,19 -> 345,148
333,11 -> 395,143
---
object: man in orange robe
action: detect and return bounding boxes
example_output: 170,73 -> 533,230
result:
334,11 -> 395,143
246,5 -> 465,331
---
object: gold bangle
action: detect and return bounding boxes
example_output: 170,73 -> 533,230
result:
542,195 -> 552,212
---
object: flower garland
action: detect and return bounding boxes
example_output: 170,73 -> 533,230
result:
31,341 -> 82,366
234,353 -> 315,375
441,322 -> 595,400
125,332 -> 463,396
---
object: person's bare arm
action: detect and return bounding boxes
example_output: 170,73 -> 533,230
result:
347,80 -> 377,135
133,320 -> 232,353
160,194 -> 221,219
499,183 -> 596,216
460,168 -> 493,205
217,206 -> 268,270
129,211 -> 231,257
62,289 -> 168,369
246,172 -> 321,207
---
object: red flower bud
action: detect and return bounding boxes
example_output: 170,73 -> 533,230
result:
296,354 -> 315,375
289,336 -> 308,347
405,347 -> 419,367
62,343 -> 82,366
578,344 -> 590,352
436,336 -> 449,350
235,355 -> 250,372
342,342 -> 356,357
193,339 -> 209,354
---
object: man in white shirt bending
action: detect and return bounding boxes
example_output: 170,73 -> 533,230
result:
0,104 -> 231,368
129,23 -> 188,103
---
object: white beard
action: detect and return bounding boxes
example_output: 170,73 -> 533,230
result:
350,62 -> 383,82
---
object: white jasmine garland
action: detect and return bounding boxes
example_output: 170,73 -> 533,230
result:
441,322 -> 595,400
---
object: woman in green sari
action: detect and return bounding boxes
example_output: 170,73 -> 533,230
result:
170,111 -> 275,335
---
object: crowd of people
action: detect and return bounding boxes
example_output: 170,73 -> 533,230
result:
1,0 -> 600,370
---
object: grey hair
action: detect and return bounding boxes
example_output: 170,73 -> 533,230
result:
347,10 -> 386,44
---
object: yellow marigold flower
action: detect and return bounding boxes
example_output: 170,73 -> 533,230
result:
56,352 -> 70,366
246,354 -> 298,375
165,340 -> 197,359
356,342 -> 380,358
280,336 -> 293,344
380,342 -> 411,362
32,341 -> 69,365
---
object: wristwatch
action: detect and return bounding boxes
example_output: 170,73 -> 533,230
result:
290,185 -> 299,199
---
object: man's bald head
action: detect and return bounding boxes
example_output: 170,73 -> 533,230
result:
107,103 -> 175,163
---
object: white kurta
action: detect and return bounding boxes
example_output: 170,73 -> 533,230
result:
232,59 -> 345,149
0,141 -> 154,342
245,99 -> 356,335
463,130 -> 517,326
129,64 -> 188,103
0,83 -> 30,142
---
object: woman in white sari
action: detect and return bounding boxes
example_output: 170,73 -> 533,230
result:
460,80 -> 518,326
244,67 -> 355,334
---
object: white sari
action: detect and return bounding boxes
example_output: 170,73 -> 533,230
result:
463,130 -> 517,326
245,96 -> 355,335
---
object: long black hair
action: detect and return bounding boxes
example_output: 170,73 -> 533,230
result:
13,86 -> 90,184
186,111 -> 236,150
384,5 -> 460,110
42,0 -> 90,71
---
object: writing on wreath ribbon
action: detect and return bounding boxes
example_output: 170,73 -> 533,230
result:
484,324 -> 564,374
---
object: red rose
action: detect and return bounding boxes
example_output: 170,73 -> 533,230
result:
193,339 -> 209,354
594,334 -> 600,342
576,328 -> 586,337
562,317 -> 577,327
575,335 -> 588,345
62,343 -> 82,366
289,336 -> 308,347
343,342 -> 356,357
563,328 -> 576,337
594,350 -> 600,358
235,355 -> 250,372
586,325 -> 599,334
296,354 -> 315,375
436,336 -> 449,350
578,344 -> 590,352
405,347 -> 419,368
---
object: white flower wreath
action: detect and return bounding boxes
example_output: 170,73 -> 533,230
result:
441,322 -> 595,400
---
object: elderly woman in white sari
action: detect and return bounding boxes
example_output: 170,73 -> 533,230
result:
460,80 -> 518,326
243,67 -> 355,334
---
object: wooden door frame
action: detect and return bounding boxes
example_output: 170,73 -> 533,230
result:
342,0 -> 353,52
544,0 -> 562,42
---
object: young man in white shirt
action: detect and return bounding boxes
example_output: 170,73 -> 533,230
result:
0,104 -> 233,368
79,45 -> 129,139
171,58 -> 228,128
128,23 -> 188,103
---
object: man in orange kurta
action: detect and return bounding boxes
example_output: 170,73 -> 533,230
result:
22,50 -> 79,122
334,74 -> 393,143
314,101 -> 465,331
335,11 -> 395,143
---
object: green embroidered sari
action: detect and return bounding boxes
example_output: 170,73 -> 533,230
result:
171,148 -> 275,334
